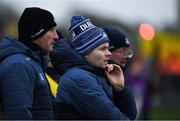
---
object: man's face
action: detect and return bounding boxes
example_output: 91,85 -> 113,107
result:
33,27 -> 58,52
85,43 -> 111,69
111,47 -> 131,67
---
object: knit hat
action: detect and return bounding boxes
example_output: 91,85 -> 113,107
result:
103,26 -> 130,52
69,15 -> 109,56
18,7 -> 56,41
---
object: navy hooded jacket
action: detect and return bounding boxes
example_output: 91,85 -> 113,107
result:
0,36 -> 54,119
50,40 -> 137,120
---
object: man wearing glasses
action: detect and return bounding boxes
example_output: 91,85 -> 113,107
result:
103,26 -> 133,72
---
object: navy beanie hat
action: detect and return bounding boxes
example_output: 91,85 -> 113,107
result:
69,15 -> 109,56
103,26 -> 130,52
18,7 -> 56,41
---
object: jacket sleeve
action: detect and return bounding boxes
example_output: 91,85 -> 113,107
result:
113,85 -> 137,120
61,74 -> 130,120
1,63 -> 35,119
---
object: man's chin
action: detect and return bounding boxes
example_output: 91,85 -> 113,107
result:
47,46 -> 53,52
101,64 -> 107,70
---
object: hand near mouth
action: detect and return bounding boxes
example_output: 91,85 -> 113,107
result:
105,64 -> 125,91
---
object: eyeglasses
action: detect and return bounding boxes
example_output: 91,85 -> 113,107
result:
114,47 -> 133,58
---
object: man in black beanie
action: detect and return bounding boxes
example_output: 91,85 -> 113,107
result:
0,7 -> 58,119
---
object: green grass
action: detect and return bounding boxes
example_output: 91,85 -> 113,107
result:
149,106 -> 180,120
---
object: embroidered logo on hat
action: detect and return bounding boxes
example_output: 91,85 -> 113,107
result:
80,21 -> 94,31
125,38 -> 130,45
30,29 -> 45,39
70,20 -> 95,41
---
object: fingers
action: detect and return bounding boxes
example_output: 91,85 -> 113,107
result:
105,64 -> 122,73
112,64 -> 120,69
108,64 -> 121,71
105,64 -> 114,72
113,64 -> 122,72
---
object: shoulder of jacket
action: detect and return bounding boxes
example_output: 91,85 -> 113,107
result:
0,54 -> 41,72
66,67 -> 94,76
5,54 -> 36,64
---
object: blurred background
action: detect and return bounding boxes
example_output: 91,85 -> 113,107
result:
0,0 -> 180,120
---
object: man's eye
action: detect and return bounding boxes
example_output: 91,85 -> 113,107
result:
100,47 -> 108,50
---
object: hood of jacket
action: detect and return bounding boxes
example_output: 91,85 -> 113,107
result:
0,35 -> 45,66
50,39 -> 89,75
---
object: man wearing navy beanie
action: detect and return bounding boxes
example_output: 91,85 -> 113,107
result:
0,7 -> 58,119
103,26 -> 133,71
69,15 -> 110,56
51,15 -> 136,120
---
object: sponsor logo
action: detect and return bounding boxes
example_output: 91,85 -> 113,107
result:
39,73 -> 45,81
30,29 -> 44,38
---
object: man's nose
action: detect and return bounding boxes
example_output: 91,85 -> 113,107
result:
54,31 -> 59,40
106,49 -> 112,56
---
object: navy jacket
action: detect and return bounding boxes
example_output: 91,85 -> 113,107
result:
0,36 -> 54,119
50,40 -> 137,120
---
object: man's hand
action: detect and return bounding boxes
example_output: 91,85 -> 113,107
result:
105,64 -> 125,91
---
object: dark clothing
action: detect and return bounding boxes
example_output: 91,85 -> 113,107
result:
46,66 -> 61,83
108,59 -> 127,72
50,40 -> 137,120
0,36 -> 54,119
